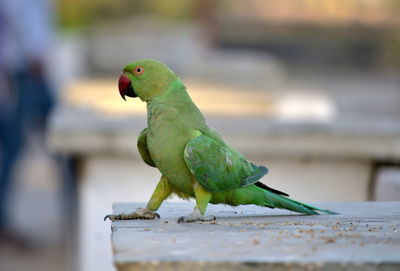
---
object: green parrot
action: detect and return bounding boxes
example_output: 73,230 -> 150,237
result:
104,59 -> 335,223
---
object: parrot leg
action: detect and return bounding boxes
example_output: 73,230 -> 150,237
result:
104,176 -> 172,221
177,182 -> 215,223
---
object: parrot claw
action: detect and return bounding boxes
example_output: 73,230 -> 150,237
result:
104,208 -> 160,221
104,214 -> 113,221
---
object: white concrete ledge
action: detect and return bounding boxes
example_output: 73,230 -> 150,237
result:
110,201 -> 400,271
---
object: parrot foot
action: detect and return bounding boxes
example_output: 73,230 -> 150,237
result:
104,208 -> 160,221
177,208 -> 215,223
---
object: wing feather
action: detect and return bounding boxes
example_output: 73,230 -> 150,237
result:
183,131 -> 268,192
137,128 -> 156,167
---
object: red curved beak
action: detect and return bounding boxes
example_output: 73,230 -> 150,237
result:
118,74 -> 137,100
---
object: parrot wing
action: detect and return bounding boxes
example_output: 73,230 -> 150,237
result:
183,131 -> 268,192
137,128 -> 156,167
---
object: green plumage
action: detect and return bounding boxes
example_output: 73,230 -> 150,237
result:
120,59 -> 335,220
184,133 -> 267,192
137,128 -> 156,167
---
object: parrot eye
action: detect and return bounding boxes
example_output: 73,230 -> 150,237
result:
133,66 -> 144,75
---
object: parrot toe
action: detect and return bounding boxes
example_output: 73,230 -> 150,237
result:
104,210 -> 160,221
177,207 -> 216,223
177,214 -> 216,223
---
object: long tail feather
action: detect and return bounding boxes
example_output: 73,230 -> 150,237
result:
218,185 -> 338,215
283,196 -> 338,214
261,189 -> 338,215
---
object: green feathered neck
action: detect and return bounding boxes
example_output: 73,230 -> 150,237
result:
148,79 -> 206,124
152,80 -> 195,108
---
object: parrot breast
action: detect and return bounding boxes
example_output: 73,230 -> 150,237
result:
146,102 -> 197,196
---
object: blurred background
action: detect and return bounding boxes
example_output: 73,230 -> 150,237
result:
0,0 -> 399,270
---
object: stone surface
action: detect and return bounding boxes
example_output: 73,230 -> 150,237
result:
111,201 -> 400,271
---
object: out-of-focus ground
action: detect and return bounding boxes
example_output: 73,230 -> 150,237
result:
1,1 -> 400,271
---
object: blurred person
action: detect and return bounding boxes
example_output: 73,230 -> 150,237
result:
0,0 -> 55,245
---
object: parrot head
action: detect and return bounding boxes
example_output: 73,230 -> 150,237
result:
118,59 -> 178,102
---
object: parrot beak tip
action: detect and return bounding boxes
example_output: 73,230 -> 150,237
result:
120,93 -> 126,101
